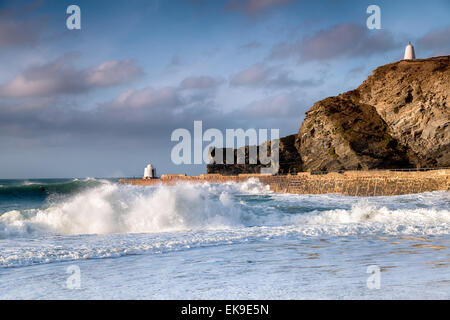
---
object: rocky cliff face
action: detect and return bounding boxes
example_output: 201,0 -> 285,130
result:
300,56 -> 449,171
357,56 -> 449,167
298,94 -> 411,171
208,56 -> 449,174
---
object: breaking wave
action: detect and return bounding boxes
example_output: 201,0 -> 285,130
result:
0,179 -> 449,240
0,178 -> 103,201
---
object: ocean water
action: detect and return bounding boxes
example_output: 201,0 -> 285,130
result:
0,178 -> 449,299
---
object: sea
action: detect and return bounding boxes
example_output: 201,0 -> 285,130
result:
0,178 -> 449,299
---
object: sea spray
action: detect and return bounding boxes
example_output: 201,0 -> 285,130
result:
0,180 -> 257,237
0,179 -> 449,240
0,179 -> 449,270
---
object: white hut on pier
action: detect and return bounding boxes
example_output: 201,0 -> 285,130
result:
143,164 -> 156,179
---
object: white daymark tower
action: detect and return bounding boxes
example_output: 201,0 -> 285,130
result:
404,42 -> 416,60
143,164 -> 156,179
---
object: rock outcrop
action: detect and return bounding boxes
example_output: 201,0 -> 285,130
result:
357,56 -> 449,167
208,56 -> 450,174
207,134 -> 303,175
298,94 -> 411,171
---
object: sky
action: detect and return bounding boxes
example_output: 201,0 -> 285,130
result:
0,0 -> 449,178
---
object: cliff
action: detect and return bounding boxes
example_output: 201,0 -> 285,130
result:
357,56 -> 449,167
208,56 -> 450,174
298,95 -> 410,171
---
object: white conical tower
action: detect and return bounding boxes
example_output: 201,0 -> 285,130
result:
143,164 -> 155,179
404,42 -> 416,60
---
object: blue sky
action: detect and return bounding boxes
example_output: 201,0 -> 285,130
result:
0,0 -> 449,178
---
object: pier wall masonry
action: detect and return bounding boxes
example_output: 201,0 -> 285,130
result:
119,170 -> 449,197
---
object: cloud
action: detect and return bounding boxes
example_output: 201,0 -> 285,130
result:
230,63 -> 321,89
180,76 -> 221,90
0,56 -> 144,98
165,55 -> 182,70
230,63 -> 272,87
417,25 -> 450,54
239,41 -> 263,50
106,87 -> 180,109
85,60 -> 144,87
242,93 -> 300,119
0,0 -> 46,49
0,63 -> 305,142
0,18 -> 46,49
0,82 -> 225,143
226,0 -> 294,15
188,0 -> 295,17
269,23 -> 398,62
269,41 -> 297,60
105,75 -> 222,110
0,73 -> 304,178
267,72 -> 322,88
348,65 -> 365,75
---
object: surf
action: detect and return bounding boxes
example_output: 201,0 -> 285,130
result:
0,179 -> 448,239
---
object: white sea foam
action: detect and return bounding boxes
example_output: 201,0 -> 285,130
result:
22,180 -> 39,186
1,180 -> 449,299
0,181 -> 247,237
0,180 -> 449,268
0,180 -> 449,240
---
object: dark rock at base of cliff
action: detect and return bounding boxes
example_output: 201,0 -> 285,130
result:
207,134 -> 303,175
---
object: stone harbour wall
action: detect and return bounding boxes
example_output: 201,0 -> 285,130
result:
119,169 -> 450,197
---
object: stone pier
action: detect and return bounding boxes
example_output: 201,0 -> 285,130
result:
119,169 -> 450,197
